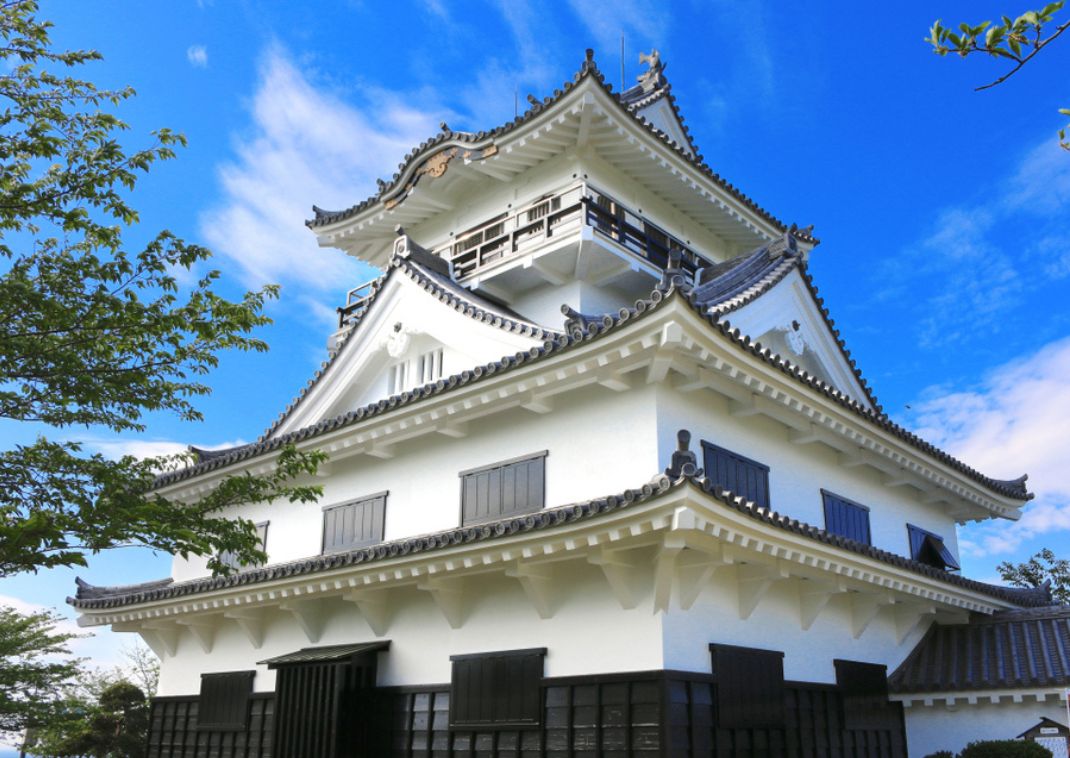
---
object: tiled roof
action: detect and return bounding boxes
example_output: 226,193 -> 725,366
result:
255,241 -> 558,443
692,234 -> 803,313
306,50 -> 815,244
690,234 -> 880,409
889,605 -> 1070,693
69,457 -> 1049,613
258,641 -> 390,667
153,271 -> 1032,503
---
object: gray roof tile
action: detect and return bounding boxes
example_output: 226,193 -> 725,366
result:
890,605 -> 1070,693
154,271 -> 1032,503
306,50 -> 815,245
71,453 -> 1045,613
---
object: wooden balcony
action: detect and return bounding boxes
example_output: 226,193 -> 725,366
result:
436,184 -> 710,284
337,278 -> 379,329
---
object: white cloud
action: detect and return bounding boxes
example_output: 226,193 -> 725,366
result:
186,44 -> 208,68
80,437 -> 246,461
908,335 -> 1070,556
566,0 -> 669,63
199,46 -> 445,293
0,594 -> 118,667
880,137 -> 1070,348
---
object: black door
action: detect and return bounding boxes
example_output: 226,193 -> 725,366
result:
273,653 -> 378,758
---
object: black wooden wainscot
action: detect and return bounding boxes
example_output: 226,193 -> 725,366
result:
144,642 -> 906,758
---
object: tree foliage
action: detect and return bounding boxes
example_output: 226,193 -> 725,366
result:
0,605 -> 82,737
926,2 -> 1070,150
27,679 -> 150,758
0,0 -> 324,578
998,548 -> 1070,604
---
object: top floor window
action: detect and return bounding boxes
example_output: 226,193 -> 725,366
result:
416,348 -> 443,385
388,348 -> 443,395
701,441 -> 771,508
387,362 -> 408,395
219,521 -> 269,572
907,524 -> 960,571
822,490 -> 871,545
460,452 -> 546,526
322,493 -> 388,553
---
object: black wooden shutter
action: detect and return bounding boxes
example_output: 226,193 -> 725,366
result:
907,524 -> 960,570
835,659 -> 894,730
322,493 -> 387,553
274,655 -> 379,758
709,644 -> 785,729
701,442 -> 771,507
449,648 -> 546,728
460,453 -> 546,526
218,521 -> 269,572
822,490 -> 872,544
197,671 -> 254,731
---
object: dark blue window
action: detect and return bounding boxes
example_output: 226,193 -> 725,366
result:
822,491 -> 871,545
701,442 -> 770,507
907,524 -> 960,571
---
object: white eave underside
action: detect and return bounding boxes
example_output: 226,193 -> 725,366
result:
312,80 -> 783,265
76,484 -> 1020,633
158,298 -> 1025,522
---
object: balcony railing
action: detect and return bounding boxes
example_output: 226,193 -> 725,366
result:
436,183 -> 708,282
337,277 -> 379,329
438,186 -> 587,279
583,187 -> 705,277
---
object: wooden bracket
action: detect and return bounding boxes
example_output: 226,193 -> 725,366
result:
894,602 -> 937,644
587,547 -> 640,610
344,589 -> 394,636
851,593 -> 893,639
505,562 -> 557,619
175,617 -> 217,654
797,579 -> 846,631
280,598 -> 326,643
418,577 -> 467,629
223,608 -> 267,649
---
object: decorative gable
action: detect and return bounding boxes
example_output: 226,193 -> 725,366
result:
267,248 -> 552,439
726,267 -> 873,408
691,235 -> 876,409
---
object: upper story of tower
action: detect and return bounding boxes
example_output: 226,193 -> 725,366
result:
306,50 -> 817,335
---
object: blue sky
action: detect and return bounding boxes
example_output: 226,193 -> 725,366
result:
3,0 -> 1070,674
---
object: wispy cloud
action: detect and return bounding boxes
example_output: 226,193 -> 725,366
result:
908,335 -> 1070,557
566,0 -> 669,62
81,437 -> 247,461
199,46 -> 446,294
186,44 -> 208,68
879,138 -> 1070,348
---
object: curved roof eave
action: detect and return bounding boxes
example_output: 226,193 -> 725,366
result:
305,50 -> 816,246
259,247 -> 559,443
70,469 -> 1044,614
155,275 -> 1031,505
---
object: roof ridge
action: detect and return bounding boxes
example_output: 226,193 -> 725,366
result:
72,444 -> 1042,612
256,245 -> 558,443
156,280 -> 1032,502
306,50 -> 815,244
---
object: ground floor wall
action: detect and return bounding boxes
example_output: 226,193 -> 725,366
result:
902,694 -> 1068,757
148,669 -> 907,758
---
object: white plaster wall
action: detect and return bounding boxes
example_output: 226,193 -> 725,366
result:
172,383 -> 660,581
662,576 -> 929,684
156,562 -> 665,696
903,696 -> 1068,757
511,279 -> 649,330
655,385 -> 961,564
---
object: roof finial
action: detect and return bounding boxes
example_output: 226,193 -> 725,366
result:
637,49 -> 666,92
665,429 -> 701,479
